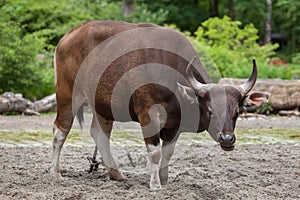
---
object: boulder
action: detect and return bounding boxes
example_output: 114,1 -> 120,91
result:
219,78 -> 300,111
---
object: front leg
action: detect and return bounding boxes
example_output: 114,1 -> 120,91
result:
159,140 -> 177,185
146,141 -> 162,190
87,146 -> 100,173
90,113 -> 125,181
138,106 -> 163,190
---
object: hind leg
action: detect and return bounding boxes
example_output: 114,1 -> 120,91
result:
144,135 -> 161,190
50,104 -> 73,179
88,146 -> 100,172
50,90 -> 85,178
90,112 -> 125,181
159,137 -> 177,185
138,109 -> 163,189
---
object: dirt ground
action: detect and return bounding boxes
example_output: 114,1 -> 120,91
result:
1,114 -> 300,131
0,114 -> 300,199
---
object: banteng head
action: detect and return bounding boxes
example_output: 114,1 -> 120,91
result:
178,58 -> 269,151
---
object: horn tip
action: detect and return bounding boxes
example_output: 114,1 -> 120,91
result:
191,56 -> 197,63
252,58 -> 257,66
186,56 -> 197,72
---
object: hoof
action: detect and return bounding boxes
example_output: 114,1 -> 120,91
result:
49,169 -> 63,180
160,179 -> 168,186
108,168 -> 126,181
150,171 -> 162,190
159,174 -> 168,185
159,167 -> 169,185
87,156 -> 101,173
150,182 -> 162,190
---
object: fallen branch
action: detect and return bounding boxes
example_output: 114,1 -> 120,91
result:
278,109 -> 300,116
0,92 -> 56,115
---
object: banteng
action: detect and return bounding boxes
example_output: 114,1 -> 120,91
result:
50,20 -> 269,189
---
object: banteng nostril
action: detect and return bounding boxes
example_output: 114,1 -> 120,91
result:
219,133 -> 235,144
219,134 -> 225,142
230,135 -> 236,143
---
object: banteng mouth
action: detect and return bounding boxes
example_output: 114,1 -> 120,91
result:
221,145 -> 235,151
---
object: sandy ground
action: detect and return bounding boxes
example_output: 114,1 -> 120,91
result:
1,113 -> 300,131
0,114 -> 300,199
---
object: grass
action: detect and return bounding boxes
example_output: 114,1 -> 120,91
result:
0,130 -> 88,146
0,128 -> 299,146
235,129 -> 300,144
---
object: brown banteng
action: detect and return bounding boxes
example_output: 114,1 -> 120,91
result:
50,20 -> 269,189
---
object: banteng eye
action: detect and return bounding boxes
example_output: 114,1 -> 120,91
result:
239,106 -> 246,114
208,107 -> 213,116
234,111 -> 239,119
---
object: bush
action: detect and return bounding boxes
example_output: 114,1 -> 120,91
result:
255,102 -> 273,115
124,3 -> 168,24
0,22 -> 54,99
258,59 -> 299,79
191,16 -> 281,81
0,0 -> 168,100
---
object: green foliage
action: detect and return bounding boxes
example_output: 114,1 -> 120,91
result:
255,102 -> 273,115
0,22 -> 54,99
0,0 -> 168,47
257,62 -> 299,80
147,0 -> 300,59
0,0 -> 124,47
0,0 -> 299,100
273,0 -> 300,54
192,16 -> 281,80
232,1 -> 266,39
195,16 -> 259,49
137,0 -> 207,32
124,3 -> 168,24
0,0 -> 172,100
0,0 -> 125,99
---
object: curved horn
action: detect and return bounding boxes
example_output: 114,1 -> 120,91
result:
239,59 -> 258,96
186,56 -> 207,97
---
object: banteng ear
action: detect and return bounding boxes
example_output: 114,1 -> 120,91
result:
177,82 -> 198,104
243,92 -> 270,112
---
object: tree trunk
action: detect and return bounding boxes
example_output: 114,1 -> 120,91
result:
264,0 -> 272,44
291,25 -> 296,52
209,0 -> 219,17
228,0 -> 235,20
122,0 -> 135,17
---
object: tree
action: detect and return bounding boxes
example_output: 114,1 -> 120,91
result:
209,0 -> 219,17
0,22 -> 50,99
264,0 -> 272,44
193,16 -> 279,79
233,1 -> 266,42
122,0 -> 135,16
228,0 -> 234,20
274,0 -> 300,53
138,0 -> 207,32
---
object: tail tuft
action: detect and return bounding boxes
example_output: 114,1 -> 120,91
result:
76,105 -> 84,129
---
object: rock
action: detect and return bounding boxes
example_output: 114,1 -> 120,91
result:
219,78 -> 300,111
0,92 -> 57,114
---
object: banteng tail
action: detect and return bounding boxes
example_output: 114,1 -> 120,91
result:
76,105 -> 84,129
